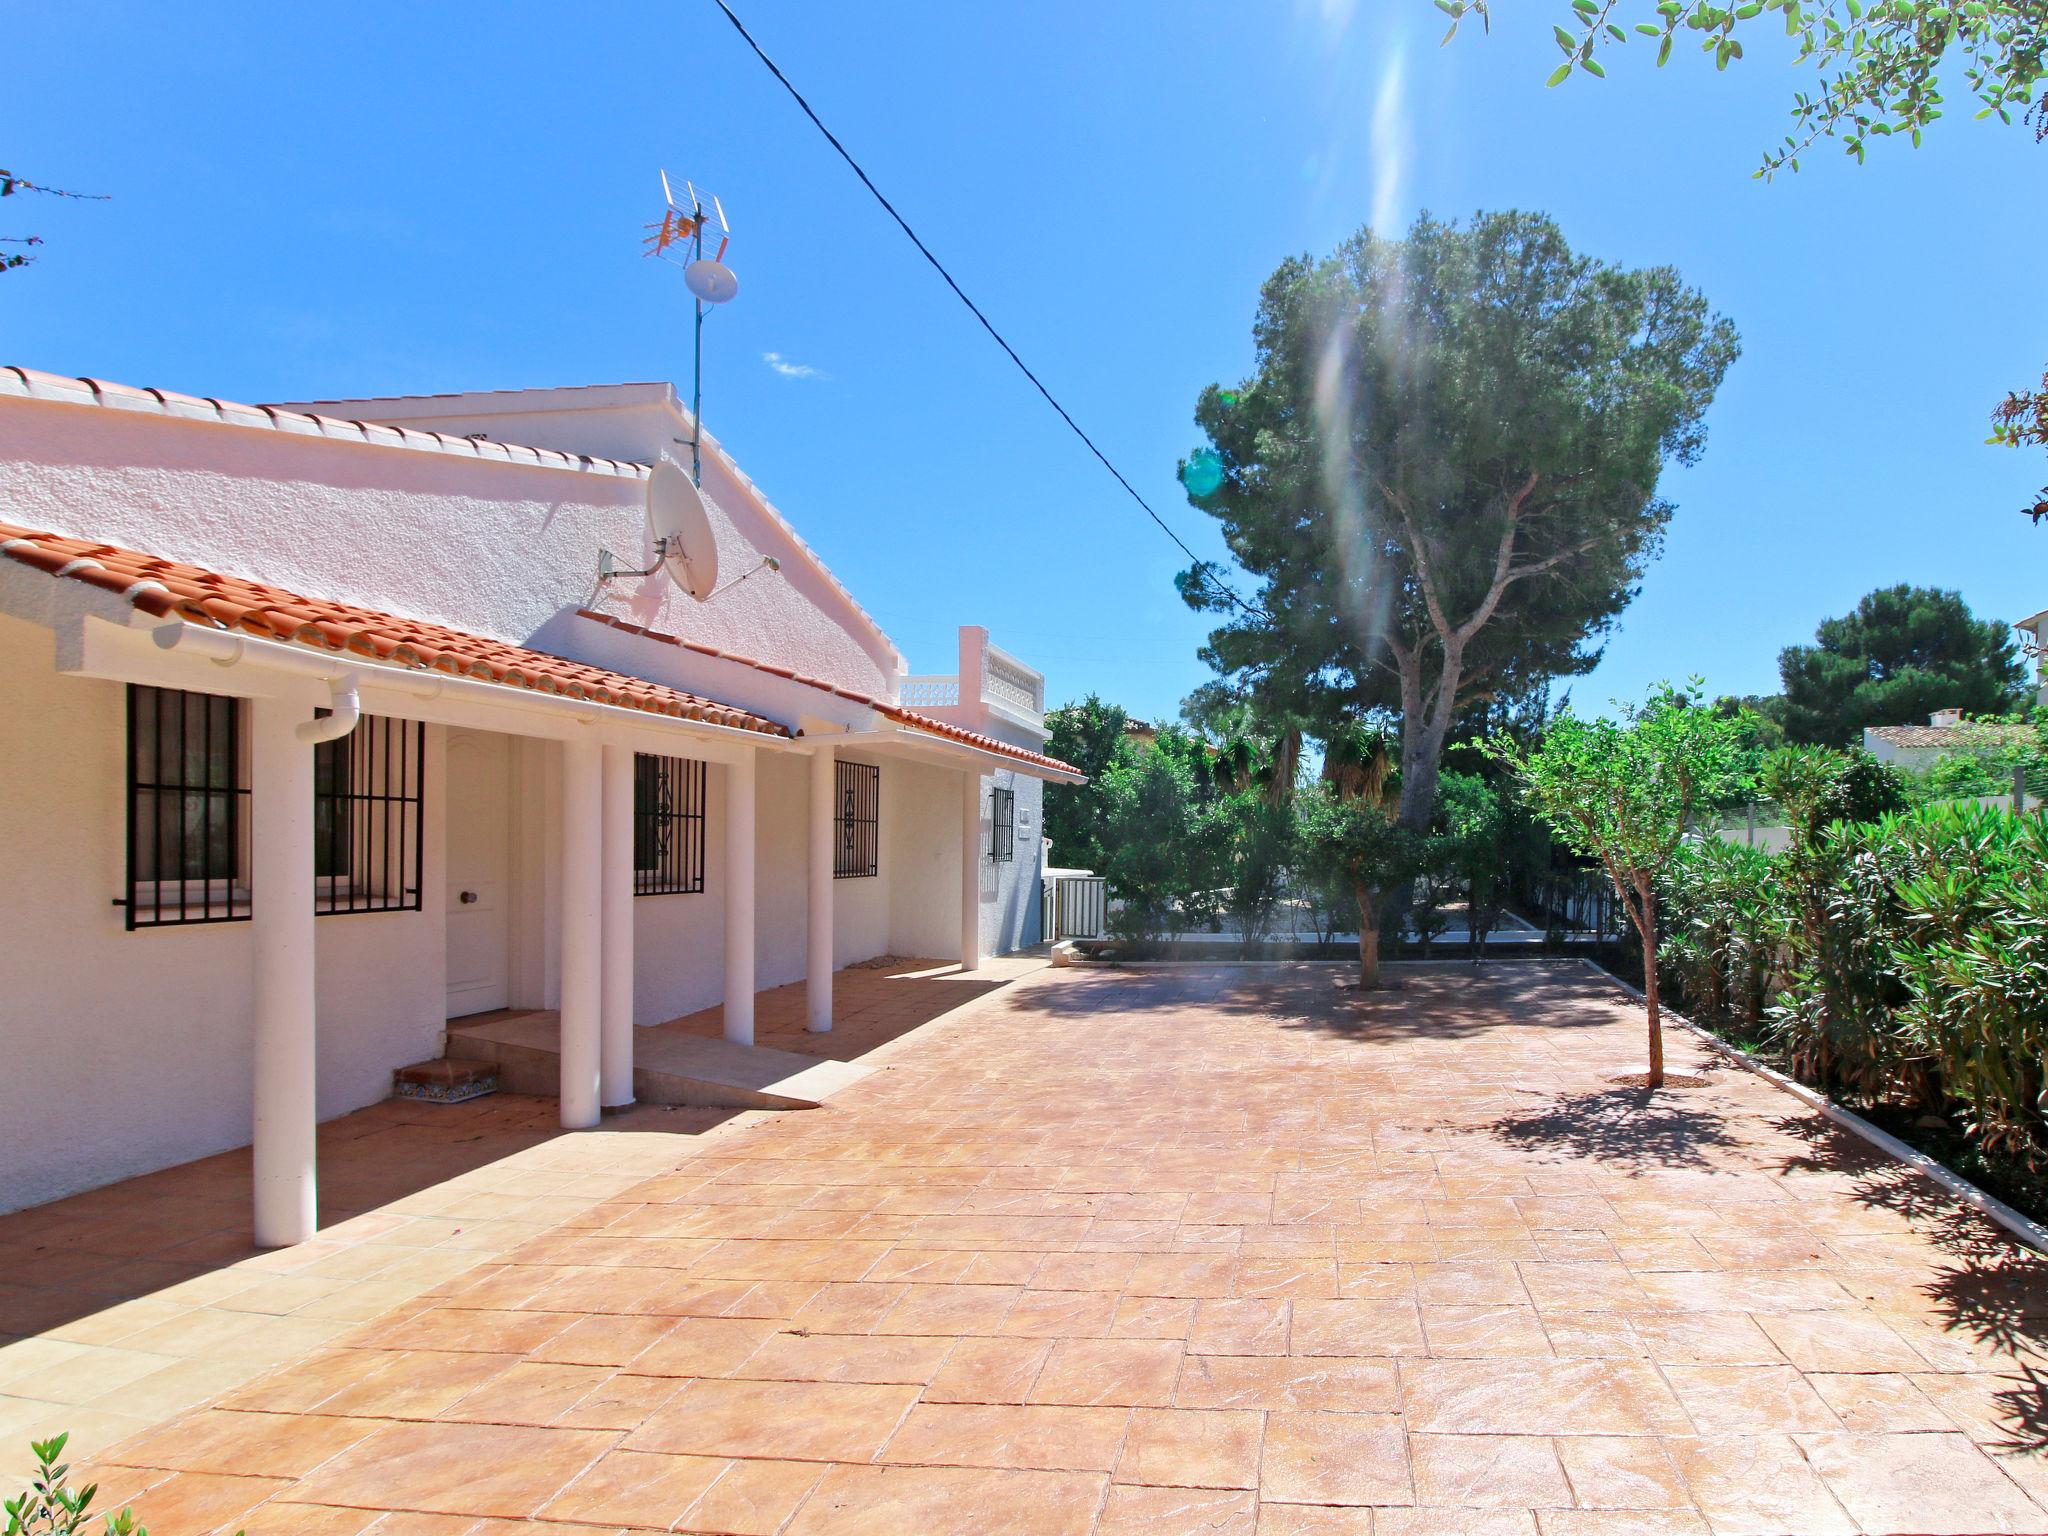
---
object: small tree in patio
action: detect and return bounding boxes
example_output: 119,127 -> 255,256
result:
1487,682 -> 1753,1087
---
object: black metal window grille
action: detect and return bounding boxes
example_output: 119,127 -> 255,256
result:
834,759 -> 879,879
635,753 -> 707,895
990,785 -> 1015,862
127,685 -> 248,928
313,713 -> 426,916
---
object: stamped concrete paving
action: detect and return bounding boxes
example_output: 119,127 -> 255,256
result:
63,963 -> 2048,1534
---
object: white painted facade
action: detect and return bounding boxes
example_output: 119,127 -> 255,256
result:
0,372 -> 1076,1223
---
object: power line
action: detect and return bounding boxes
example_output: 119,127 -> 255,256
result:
704,0 -> 1256,620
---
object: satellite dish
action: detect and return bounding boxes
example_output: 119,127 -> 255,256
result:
647,459 -> 719,599
684,259 -> 739,305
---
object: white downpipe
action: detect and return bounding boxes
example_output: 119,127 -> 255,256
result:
724,746 -> 757,1046
250,697 -> 321,1247
295,675 -> 360,743
558,737 -> 603,1129
599,743 -> 636,1108
806,744 -> 835,1033
960,769 -> 982,973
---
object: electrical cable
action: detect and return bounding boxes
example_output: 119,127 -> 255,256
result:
705,0 -> 1258,620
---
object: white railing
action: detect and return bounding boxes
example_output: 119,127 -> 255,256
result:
900,676 -> 960,709
983,644 -> 1044,723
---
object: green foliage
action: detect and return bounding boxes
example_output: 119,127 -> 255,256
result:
1657,836 -> 1777,1026
1435,770 -> 1528,959
1898,718 -> 2046,803
1890,804 -> 2048,1161
1489,680 -> 1756,1082
1296,781 -> 1426,979
1044,695 -> 1139,874
1182,209 -> 1736,830
1776,584 -> 2027,746
1097,735 -> 1215,946
1219,789 -> 1300,947
1435,0 -> 2048,177
7,1435 -> 145,1536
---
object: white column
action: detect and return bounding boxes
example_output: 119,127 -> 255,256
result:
960,768 -> 982,973
723,745 -> 757,1046
599,743 -> 636,1109
558,737 -> 603,1129
250,697 -> 318,1248
806,745 -> 836,1032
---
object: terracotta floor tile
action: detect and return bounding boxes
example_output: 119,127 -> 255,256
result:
1661,1364 -> 1842,1434
882,1401 -> 1130,1472
1796,1430 -> 2048,1534
1420,1304 -> 1554,1359
100,1408 -> 374,1478
1529,1514 -> 1708,1536
1409,1431 -> 1571,1508
111,1470 -> 287,1533
538,1446 -> 729,1527
783,1463 -> 1107,1536
1110,1295 -> 1196,1340
1114,1407 -> 1262,1489
733,1329 -> 953,1384
1626,1312 -> 1783,1367
291,1421 -> 615,1518
1802,1369 -> 1955,1431
1176,1355 -> 1399,1412
552,1369 -> 684,1430
1252,1505 -> 1372,1536
625,1315 -> 780,1377
1258,1410 -> 1411,1505
1000,1289 -> 1120,1339
1754,1308 -> 1929,1373
1290,1298 -> 1427,1357
924,1335 -> 1054,1404
1663,1435 -> 1857,1535
626,1376 -> 919,1462
1553,1434 -> 1690,1508
529,1312 -> 679,1367
874,1282 -> 1023,1335
1095,1482 -> 1256,1535
1030,1338 -> 1183,1407
1372,1510 -> 1538,1535
1400,1358 -> 1691,1436
438,1360 -> 614,1425
674,1454 -> 827,1535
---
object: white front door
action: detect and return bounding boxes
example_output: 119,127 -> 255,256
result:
445,730 -> 513,1018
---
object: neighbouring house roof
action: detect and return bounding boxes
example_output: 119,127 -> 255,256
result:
0,522 -> 791,738
575,609 -> 1083,779
1864,721 -> 2034,750
2016,608 -> 2048,633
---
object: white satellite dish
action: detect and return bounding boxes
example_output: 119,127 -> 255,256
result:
647,459 -> 719,599
684,258 -> 739,305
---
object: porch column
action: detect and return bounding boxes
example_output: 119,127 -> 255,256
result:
806,744 -> 835,1032
559,737 -> 603,1129
599,743 -> 636,1109
251,697 -> 319,1248
723,745 -> 757,1045
960,768 -> 982,973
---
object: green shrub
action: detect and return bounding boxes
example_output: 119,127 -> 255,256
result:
1657,836 -> 1776,1027
7,1434 -> 144,1536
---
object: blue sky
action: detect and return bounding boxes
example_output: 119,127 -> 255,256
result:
11,1 -> 2045,724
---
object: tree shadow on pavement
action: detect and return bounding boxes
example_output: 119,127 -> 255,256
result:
1484,1085 -> 1741,1171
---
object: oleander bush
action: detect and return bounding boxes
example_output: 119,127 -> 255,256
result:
7,1434 -> 144,1536
1657,750 -> 2048,1172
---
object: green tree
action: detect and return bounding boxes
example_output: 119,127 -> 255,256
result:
1436,0 -> 2048,177
1044,695 -> 1138,874
1183,210 -> 1737,833
1487,682 -> 1754,1086
1777,583 -> 2027,745
1297,726 -> 1423,987
1437,769 -> 1520,961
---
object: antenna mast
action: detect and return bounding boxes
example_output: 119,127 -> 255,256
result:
644,170 -> 738,487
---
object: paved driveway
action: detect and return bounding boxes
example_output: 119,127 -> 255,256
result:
77,963 -> 2048,1534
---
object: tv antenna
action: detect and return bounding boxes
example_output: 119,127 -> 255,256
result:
644,170 -> 738,486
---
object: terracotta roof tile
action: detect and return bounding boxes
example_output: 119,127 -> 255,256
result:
0,523 -> 790,739
1865,722 -> 2034,749
575,608 -> 1081,779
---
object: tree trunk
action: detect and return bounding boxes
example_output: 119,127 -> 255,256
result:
1640,880 -> 1664,1090
1355,883 -> 1381,989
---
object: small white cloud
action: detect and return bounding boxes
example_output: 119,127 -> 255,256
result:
762,351 -> 826,380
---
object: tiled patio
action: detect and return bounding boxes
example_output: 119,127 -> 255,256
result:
16,961 -> 2048,1533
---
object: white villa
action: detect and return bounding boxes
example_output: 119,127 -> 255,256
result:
0,369 -> 1078,1241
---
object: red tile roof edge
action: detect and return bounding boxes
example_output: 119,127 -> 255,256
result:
0,523 -> 791,739
575,608 -> 1082,779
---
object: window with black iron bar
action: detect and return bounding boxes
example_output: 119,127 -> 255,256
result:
313,713 -> 427,915
126,685 -> 248,928
990,784 -> 1014,862
634,753 -> 707,895
834,759 -> 879,879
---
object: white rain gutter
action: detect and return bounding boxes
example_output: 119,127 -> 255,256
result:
296,673 -> 361,743
863,719 -> 1085,784
149,618 -> 800,751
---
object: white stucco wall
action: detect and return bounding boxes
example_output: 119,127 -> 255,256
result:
0,391 -> 895,712
0,614 -> 446,1214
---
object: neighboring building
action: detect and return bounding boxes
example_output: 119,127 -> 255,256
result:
0,370 -> 1078,1233
1862,710 -> 2035,769
2017,608 -> 2048,707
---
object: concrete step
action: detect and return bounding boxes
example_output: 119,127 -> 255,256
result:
443,1010 -> 873,1111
